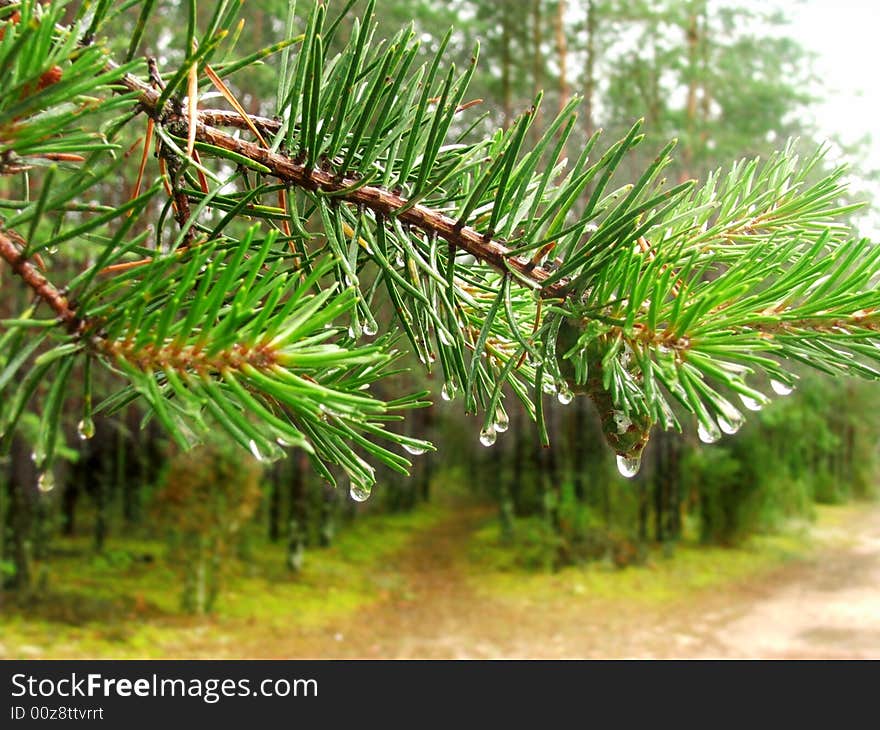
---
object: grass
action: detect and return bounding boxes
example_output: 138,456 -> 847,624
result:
465,505 -> 856,607
0,501 -> 450,658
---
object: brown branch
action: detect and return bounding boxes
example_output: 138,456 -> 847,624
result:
0,229 -> 82,332
197,108 -> 281,133
114,68 -> 568,298
1,229 -> 290,379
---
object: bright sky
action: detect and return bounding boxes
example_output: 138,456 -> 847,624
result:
778,0 -> 880,234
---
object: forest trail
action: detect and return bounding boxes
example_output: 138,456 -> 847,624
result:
707,505 -> 880,658
290,500 -> 880,659
7,499 -> 876,659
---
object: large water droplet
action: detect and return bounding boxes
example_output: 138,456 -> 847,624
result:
770,379 -> 794,396
37,471 -> 55,493
349,483 -> 372,502
248,439 -> 265,462
347,325 -> 358,339
77,417 -> 95,441
363,320 -> 378,337
739,393 -> 767,412
479,426 -> 497,447
494,408 -> 509,433
616,453 -> 641,478
698,419 -> 721,444
716,401 -> 744,435
441,382 -> 457,402
557,386 -> 574,405
542,381 -> 558,395
403,443 -> 427,456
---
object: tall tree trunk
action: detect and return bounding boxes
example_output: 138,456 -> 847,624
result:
572,399 -> 586,500
286,450 -> 308,572
61,479 -> 78,536
698,2 -> 711,152
555,0 -> 569,113
7,435 -> 33,590
668,437 -> 682,539
638,482 -> 648,542
681,1 -> 703,181
94,473 -> 108,553
418,406 -> 433,502
501,6 -> 513,129
268,469 -> 282,542
583,0 -> 596,137
531,0 -> 544,140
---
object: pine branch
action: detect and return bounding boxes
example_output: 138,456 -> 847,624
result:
0,229 -> 81,332
113,66 -> 566,296
3,0 -> 880,490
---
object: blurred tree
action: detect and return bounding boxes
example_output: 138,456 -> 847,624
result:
153,440 -> 263,612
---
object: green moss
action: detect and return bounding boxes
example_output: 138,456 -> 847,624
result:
0,502 -> 449,658
467,507 -> 835,606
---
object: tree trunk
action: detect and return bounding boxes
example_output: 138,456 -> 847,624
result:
555,0 -> 569,114
583,0 -> 596,137
268,469 -> 282,542
681,1 -> 703,181
286,450 -> 309,572
501,6 -> 513,129
531,0 -> 544,140
7,435 -> 33,590
572,399 -> 586,500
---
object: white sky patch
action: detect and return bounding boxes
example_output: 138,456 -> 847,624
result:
776,0 -> 880,235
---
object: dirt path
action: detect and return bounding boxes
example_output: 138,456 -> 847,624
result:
297,501 -> 880,659
705,506 -> 880,658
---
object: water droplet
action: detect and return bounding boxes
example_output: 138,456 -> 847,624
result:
437,328 -> 453,346
542,381 -> 557,395
771,379 -> 794,396
739,393 -> 768,412
616,453 -> 641,478
363,321 -> 378,337
276,436 -> 295,447
403,443 -> 427,455
698,419 -> 721,444
479,426 -> 497,447
37,471 -> 55,493
494,408 -> 509,433
441,382 -> 457,401
394,254 -> 404,268
248,439 -> 265,462
349,483 -> 372,502
557,386 -> 574,405
348,326 -> 357,338
77,417 -> 95,440
716,401 -> 744,435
